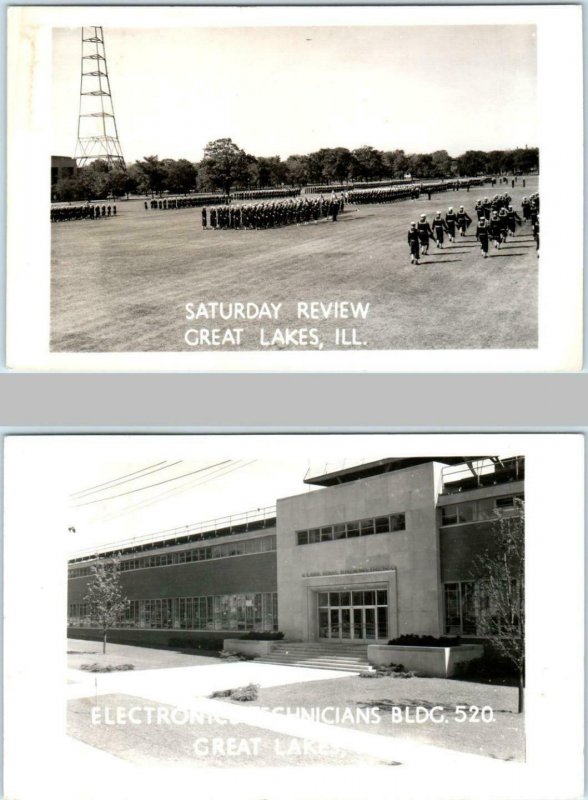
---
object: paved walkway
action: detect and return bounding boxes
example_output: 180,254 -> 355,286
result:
67,661 -> 526,777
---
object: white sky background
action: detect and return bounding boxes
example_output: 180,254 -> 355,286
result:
52,25 -> 537,163
66,456 -> 322,555
57,437 -> 516,557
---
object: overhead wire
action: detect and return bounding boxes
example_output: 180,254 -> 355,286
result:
87,459 -> 257,529
71,461 -> 183,499
73,459 -> 231,507
70,460 -> 170,497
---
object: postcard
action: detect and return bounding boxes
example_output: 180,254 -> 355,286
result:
3,433 -> 584,799
5,6 -> 583,370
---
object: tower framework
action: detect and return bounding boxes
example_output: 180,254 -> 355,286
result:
75,26 -> 126,169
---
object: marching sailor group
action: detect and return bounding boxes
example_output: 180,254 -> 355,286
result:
408,193 -> 538,264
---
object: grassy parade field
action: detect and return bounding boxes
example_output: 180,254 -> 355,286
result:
51,177 -> 538,352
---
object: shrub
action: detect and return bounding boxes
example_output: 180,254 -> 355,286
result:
361,663 -> 416,679
210,683 -> 260,702
231,683 -> 260,702
239,631 -> 284,641
218,649 -> 253,662
387,634 -> 462,647
452,650 -> 518,686
80,663 -> 135,673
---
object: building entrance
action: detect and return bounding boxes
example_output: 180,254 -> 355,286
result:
317,589 -> 388,641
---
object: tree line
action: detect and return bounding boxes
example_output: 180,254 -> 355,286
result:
52,138 -> 539,202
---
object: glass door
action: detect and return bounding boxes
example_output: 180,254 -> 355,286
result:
317,589 -> 389,641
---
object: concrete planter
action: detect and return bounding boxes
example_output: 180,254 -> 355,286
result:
223,639 -> 274,657
367,643 -> 484,678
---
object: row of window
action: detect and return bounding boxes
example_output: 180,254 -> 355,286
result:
317,590 -> 388,608
68,535 -> 277,578
441,495 -> 523,526
296,514 -> 405,546
444,580 -> 522,636
68,592 -> 279,632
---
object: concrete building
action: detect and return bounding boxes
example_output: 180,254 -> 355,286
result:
51,155 -> 78,189
67,456 -> 524,647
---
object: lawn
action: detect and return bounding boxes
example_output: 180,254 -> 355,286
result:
68,693 -> 388,768
227,674 -> 524,762
67,638 -> 220,672
51,178 -> 538,352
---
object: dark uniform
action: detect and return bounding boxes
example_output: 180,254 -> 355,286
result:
476,219 -> 490,257
488,214 -> 503,248
408,224 -> 420,264
445,209 -> 457,242
431,215 -> 448,247
456,207 -> 472,236
532,216 -> 540,252
417,217 -> 435,254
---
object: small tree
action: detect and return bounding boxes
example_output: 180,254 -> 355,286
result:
84,556 -> 129,654
473,499 -> 525,712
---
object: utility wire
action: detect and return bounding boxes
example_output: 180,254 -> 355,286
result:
71,461 -> 183,499
70,460 -> 170,497
89,460 -> 257,529
73,460 -> 232,507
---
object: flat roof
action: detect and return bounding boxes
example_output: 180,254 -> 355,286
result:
304,457 -> 489,486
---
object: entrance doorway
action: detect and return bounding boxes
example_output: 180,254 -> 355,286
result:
317,589 -> 388,641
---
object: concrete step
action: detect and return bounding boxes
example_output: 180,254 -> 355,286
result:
259,654 -> 369,667
272,643 -> 368,648
256,656 -> 372,673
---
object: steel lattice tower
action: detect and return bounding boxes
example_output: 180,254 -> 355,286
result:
75,26 -> 126,169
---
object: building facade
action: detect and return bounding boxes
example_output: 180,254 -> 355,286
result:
51,155 -> 78,189
67,456 -> 524,647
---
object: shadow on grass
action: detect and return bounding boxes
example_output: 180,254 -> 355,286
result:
420,259 -> 462,265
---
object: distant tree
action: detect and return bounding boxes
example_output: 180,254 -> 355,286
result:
321,148 -> 353,183
407,152 -> 435,179
485,150 -> 507,175
106,166 -> 133,199
84,557 -> 129,654
252,156 -> 290,188
472,499 -> 525,712
430,150 -> 453,178
512,147 -> 539,174
284,155 -> 309,186
162,158 -> 197,194
133,156 -> 168,196
305,150 -> 328,183
199,138 -> 252,194
382,149 -> 409,178
350,146 -> 384,181
456,150 -> 489,177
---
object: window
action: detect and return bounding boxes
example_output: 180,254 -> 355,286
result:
441,496 -> 523,526
375,516 -> 390,534
390,513 -> 406,531
444,582 -> 478,635
295,513 -> 406,545
333,524 -> 346,539
320,526 -> 333,542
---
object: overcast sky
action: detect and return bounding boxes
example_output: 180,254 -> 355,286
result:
52,25 -> 537,163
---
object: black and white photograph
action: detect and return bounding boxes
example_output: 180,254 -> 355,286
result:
6,6 -> 583,370
3,434 -> 584,800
